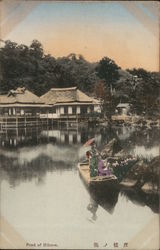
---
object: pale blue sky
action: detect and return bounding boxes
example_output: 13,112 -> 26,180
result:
4,1 -> 159,71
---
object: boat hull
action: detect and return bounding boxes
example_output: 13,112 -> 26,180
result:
78,163 -> 119,192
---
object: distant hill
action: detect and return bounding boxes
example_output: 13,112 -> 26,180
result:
0,39 -> 159,116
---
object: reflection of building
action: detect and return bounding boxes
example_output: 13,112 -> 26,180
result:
116,125 -> 135,140
41,130 -> 82,144
40,87 -> 101,120
0,126 -> 103,147
0,128 -> 43,148
41,129 -> 102,145
0,87 -> 48,129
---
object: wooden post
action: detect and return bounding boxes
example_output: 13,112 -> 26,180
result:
77,115 -> 78,130
5,117 -> 7,137
36,115 -> 38,127
15,116 -> 18,137
25,116 -> 26,128
67,119 -> 68,130
47,112 -> 49,129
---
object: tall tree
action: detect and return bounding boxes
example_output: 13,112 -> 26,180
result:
96,57 -> 120,93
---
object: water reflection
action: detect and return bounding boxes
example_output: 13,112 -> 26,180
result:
0,124 -> 159,248
86,184 -> 159,224
120,189 -> 159,214
0,126 -> 159,183
1,125 -> 159,151
87,197 -> 98,222
0,126 -> 159,217
0,155 -> 75,188
0,127 -> 42,148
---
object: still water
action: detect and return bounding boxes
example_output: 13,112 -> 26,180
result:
0,125 -> 159,249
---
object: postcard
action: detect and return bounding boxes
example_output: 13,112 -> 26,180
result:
0,1 -> 159,249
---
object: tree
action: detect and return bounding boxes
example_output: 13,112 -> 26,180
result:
94,80 -> 105,99
127,68 -> 160,115
96,57 -> 120,93
29,40 -> 44,58
0,39 -> 159,119
127,68 -> 150,80
94,80 -> 118,121
57,54 -> 98,92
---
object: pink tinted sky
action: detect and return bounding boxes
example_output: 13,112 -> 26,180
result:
2,1 -> 159,71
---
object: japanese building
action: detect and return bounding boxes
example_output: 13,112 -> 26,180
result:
0,86 -> 101,129
40,87 -> 101,119
0,87 -> 47,129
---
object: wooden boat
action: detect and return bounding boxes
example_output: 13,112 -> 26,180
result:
78,162 -> 118,190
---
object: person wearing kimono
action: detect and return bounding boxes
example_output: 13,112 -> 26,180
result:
85,140 -> 99,178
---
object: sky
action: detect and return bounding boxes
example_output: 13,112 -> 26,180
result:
1,1 -> 159,71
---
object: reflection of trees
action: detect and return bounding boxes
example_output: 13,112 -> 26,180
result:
125,128 -> 160,152
98,126 -> 120,150
120,189 -> 159,214
86,184 -> 158,217
0,154 -> 74,188
114,126 -> 160,151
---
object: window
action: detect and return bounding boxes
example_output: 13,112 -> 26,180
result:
72,106 -> 76,114
0,108 -> 3,115
48,108 -> 53,114
90,105 -> 94,112
64,106 -> 68,114
16,108 -> 21,115
52,107 -> 56,113
81,106 -> 87,114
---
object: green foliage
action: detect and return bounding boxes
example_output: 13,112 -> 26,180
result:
95,57 -> 120,91
0,42 -> 98,95
88,111 -> 102,119
0,40 -> 159,117
126,68 -> 160,115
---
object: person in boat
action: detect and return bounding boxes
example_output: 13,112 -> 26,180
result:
98,159 -> 113,176
86,140 -> 98,178
86,139 -> 114,177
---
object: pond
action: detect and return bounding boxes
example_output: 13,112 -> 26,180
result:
0,125 -> 159,249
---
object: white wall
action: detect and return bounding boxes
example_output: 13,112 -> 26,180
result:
48,114 -> 59,118
77,106 -> 80,114
60,107 -> 64,114
68,106 -> 72,114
